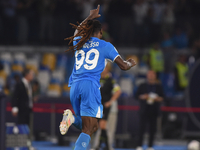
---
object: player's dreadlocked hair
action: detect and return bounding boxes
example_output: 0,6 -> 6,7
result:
65,20 -> 102,53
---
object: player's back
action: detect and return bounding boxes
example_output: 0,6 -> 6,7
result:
68,36 -> 119,88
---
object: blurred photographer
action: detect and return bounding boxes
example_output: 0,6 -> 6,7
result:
11,69 -> 34,126
93,62 -> 121,150
135,70 -> 164,150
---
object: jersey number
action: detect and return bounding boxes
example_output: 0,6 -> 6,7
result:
75,49 -> 99,70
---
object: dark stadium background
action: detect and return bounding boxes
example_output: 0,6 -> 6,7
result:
1,0 -> 200,149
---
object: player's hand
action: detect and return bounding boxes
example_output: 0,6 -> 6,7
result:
104,101 -> 112,108
127,58 -> 137,67
89,5 -> 101,19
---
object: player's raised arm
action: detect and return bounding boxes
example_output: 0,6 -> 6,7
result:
114,56 -> 136,71
74,5 -> 101,36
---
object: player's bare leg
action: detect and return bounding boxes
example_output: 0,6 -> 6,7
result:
81,116 -> 98,136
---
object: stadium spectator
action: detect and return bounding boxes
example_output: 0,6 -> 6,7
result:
132,0 -> 149,47
174,0 -> 191,27
80,0 -> 94,20
173,28 -> 189,49
16,0 -> 33,44
174,55 -> 189,92
133,0 -> 149,26
1,0 -> 17,44
192,37 -> 200,60
161,32 -> 174,72
93,0 -> 106,23
106,0 -> 122,44
144,4 -> 155,45
54,0 -> 80,44
32,80 -> 40,102
161,32 -> 173,48
38,0 -> 55,44
102,23 -> 113,43
117,0 -> 133,45
26,0 -> 39,44
148,43 -> 164,78
162,0 -> 175,34
11,69 -> 34,126
135,70 -> 164,150
151,0 -> 166,42
152,0 -> 166,24
53,0 -> 67,44
93,63 -> 121,150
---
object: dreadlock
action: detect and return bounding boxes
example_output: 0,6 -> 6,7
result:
65,20 -> 102,53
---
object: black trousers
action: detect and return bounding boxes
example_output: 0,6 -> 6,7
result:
102,106 -> 111,120
138,113 -> 157,147
18,109 -> 32,126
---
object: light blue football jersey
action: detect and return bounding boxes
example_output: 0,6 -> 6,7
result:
68,36 -> 119,88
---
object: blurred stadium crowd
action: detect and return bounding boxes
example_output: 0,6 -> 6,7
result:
0,0 -> 199,49
0,48 -> 195,99
0,0 -> 200,99
0,52 -> 75,97
0,0 -> 200,98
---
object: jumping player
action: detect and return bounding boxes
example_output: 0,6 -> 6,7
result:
59,5 -> 136,150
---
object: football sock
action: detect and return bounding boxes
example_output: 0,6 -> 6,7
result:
73,115 -> 82,130
74,132 -> 91,150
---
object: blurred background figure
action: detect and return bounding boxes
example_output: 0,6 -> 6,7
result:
32,80 -> 40,102
16,0 -> 33,44
106,94 -> 119,150
192,37 -> 200,60
1,0 -> 17,44
151,0 -> 166,42
0,61 -> 4,72
135,70 -> 164,150
11,69 -> 34,126
162,0 -> 175,35
101,23 -> 113,43
148,43 -> 164,79
80,0 -> 94,21
0,61 -> 5,88
38,0 -> 55,44
93,62 -> 121,150
172,27 -> 188,49
174,55 -> 189,93
161,32 -> 174,49
54,0 -> 80,45
132,0 -> 149,47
